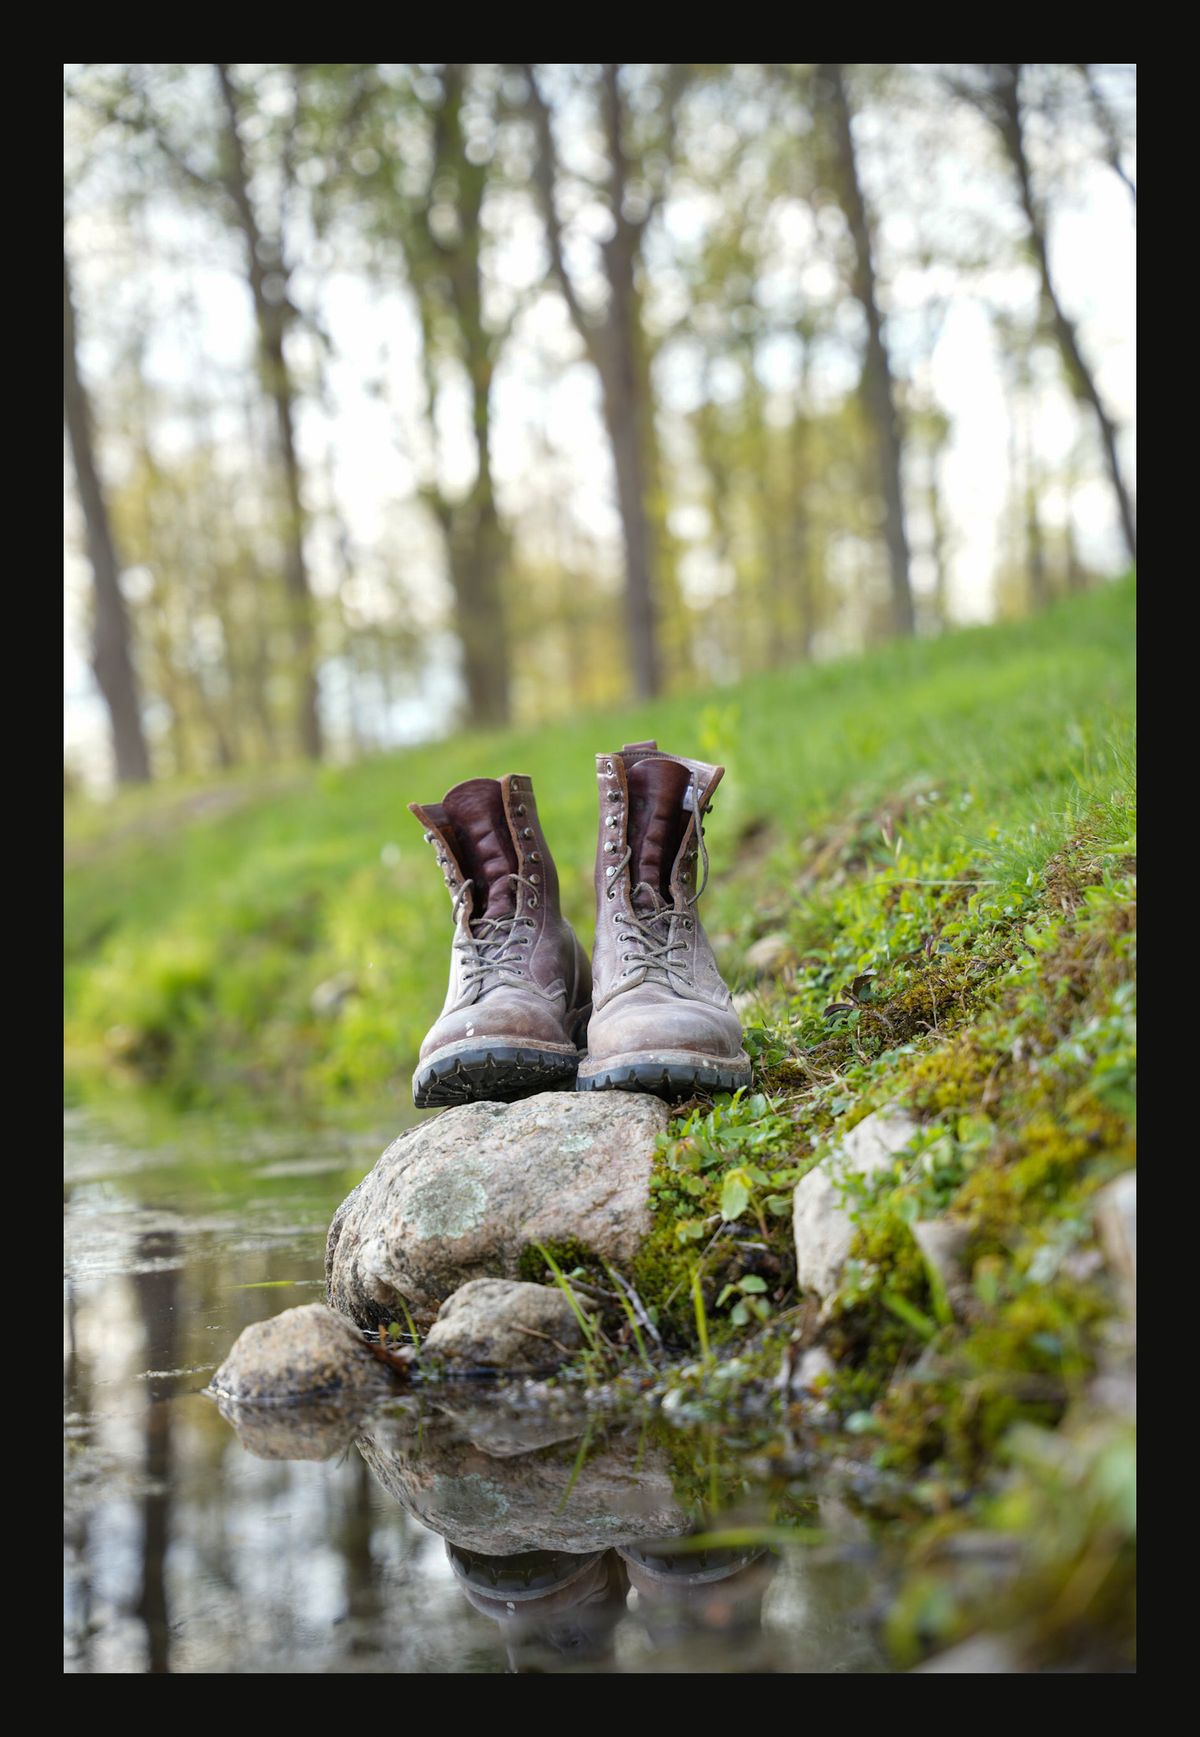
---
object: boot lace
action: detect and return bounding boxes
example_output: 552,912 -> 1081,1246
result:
609,784 -> 711,987
452,874 -> 541,995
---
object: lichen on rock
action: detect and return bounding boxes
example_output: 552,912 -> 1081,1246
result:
326,1091 -> 668,1328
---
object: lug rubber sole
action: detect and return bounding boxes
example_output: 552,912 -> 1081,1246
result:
576,1048 -> 753,1100
413,1040 -> 580,1108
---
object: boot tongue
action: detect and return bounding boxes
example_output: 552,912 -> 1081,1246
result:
626,759 -> 692,911
442,779 -> 518,918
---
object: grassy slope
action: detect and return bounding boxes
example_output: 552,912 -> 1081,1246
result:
64,579 -> 1136,1667
66,580 -> 1134,1114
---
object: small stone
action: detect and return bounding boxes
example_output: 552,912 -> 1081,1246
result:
423,1278 -> 586,1373
912,1217 -> 972,1318
1094,1171 -> 1136,1298
326,1091 -> 668,1328
793,1344 -> 836,1396
210,1303 -> 391,1404
310,972 -> 358,1016
792,1109 -> 920,1309
743,931 -> 792,978
791,1345 -> 836,1418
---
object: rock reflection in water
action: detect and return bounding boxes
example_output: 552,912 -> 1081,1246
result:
360,1399 -> 747,1672
215,1386 -> 882,1673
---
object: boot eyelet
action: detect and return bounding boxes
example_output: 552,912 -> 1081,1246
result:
605,842 -> 617,853
605,815 -> 618,828
521,827 -> 534,840
607,889 -> 616,900
605,760 -> 614,773
528,850 -> 541,862
607,791 -> 621,803
529,874 -> 540,885
423,831 -> 433,843
606,866 -> 617,877
513,803 -> 526,817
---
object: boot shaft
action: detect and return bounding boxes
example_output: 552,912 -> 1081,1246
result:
411,772 -> 561,929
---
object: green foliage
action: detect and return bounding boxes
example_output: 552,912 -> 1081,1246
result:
65,581 -> 1135,1119
885,1417 -> 1136,1670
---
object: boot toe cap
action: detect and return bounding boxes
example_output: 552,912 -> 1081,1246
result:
421,991 -> 574,1060
584,994 -> 744,1065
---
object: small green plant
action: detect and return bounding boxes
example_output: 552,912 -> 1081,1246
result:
716,1273 -> 771,1328
652,1089 -> 801,1244
690,1262 -> 712,1365
534,1242 -> 603,1359
389,1297 -> 424,1350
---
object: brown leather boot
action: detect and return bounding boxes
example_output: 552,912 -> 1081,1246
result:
409,775 -> 591,1106
576,742 -> 752,1098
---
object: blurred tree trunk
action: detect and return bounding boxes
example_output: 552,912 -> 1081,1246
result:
1023,425 -> 1049,610
816,64 -> 915,638
597,67 -> 661,701
337,63 -> 513,728
926,445 -> 951,628
214,64 -> 323,760
63,244 -> 152,785
525,64 -> 665,698
789,409 -> 816,658
134,1231 -> 177,1675
1064,444 -> 1088,593
990,64 -> 1136,565
1077,64 -> 1136,207
425,66 -> 511,726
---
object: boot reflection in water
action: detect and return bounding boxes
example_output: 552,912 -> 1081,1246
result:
446,1545 -> 628,1673
618,1541 -> 776,1650
446,1539 -> 776,1671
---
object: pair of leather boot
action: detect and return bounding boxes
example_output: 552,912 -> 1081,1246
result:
409,741 -> 751,1106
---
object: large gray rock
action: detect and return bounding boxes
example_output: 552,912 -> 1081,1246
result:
210,1302 -> 393,1404
423,1278 -> 586,1373
792,1109 -> 920,1310
327,1092 -> 667,1328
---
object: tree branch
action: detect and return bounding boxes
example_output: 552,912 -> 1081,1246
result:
519,63 -> 597,361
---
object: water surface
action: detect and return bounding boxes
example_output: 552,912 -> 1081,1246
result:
64,1108 -> 889,1674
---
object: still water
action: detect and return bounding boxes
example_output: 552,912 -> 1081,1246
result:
64,1108 -> 889,1675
